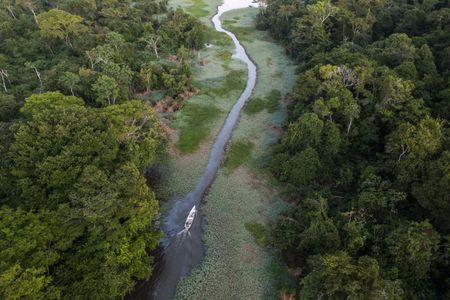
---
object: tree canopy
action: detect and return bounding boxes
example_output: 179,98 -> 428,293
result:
0,0 -> 200,297
259,0 -> 450,298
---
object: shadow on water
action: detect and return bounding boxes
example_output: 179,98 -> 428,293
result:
128,0 -> 260,299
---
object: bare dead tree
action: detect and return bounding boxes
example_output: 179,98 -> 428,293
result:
85,50 -> 97,70
0,69 -> 9,93
6,5 -> 17,19
334,65 -> 359,87
398,144 -> 409,162
27,63 -> 43,91
144,34 -> 162,59
29,6 -> 38,25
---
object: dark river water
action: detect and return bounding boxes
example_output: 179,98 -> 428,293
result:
128,1 -> 258,299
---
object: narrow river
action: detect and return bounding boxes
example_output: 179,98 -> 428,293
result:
129,1 -> 258,299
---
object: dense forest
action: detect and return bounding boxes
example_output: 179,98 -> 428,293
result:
0,0 -> 205,298
258,0 -> 449,298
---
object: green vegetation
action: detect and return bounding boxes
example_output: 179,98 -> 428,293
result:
205,26 -> 234,47
0,92 -> 164,299
265,89 -> 281,113
186,0 -> 209,18
216,50 -> 233,68
244,222 -> 269,247
0,0 -> 209,298
175,7 -> 297,299
224,140 -> 254,170
244,97 -> 267,114
177,102 -> 221,153
209,70 -> 246,96
259,0 -> 450,298
244,89 -> 281,115
0,2 -> 206,106
268,256 -> 297,294
224,25 -> 254,42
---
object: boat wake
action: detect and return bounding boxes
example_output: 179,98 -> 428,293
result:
176,229 -> 191,244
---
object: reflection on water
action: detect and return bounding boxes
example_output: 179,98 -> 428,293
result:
128,1 -> 259,299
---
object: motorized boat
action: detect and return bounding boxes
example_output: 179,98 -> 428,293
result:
184,206 -> 197,230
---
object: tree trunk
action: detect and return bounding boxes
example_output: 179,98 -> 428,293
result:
7,6 -> 17,19
66,36 -> 73,48
1,72 -> 7,93
70,87 -> 75,96
398,145 -> 409,162
30,7 -> 38,25
86,51 -> 95,70
32,66 -> 43,91
346,118 -> 353,136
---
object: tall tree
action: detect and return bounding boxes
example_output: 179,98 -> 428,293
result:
37,9 -> 87,48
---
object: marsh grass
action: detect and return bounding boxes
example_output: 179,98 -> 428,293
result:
210,70 -> 246,96
244,89 -> 281,115
244,222 -> 269,247
244,96 -> 266,115
175,171 -> 278,299
224,140 -> 254,170
206,27 -> 234,47
177,102 -> 221,153
224,25 -> 253,42
266,89 -> 282,113
174,7 -> 298,298
163,5 -> 299,299
222,19 -> 238,26
186,0 -> 209,17
215,49 -> 232,68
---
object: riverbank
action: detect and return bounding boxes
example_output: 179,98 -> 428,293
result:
155,3 -> 298,298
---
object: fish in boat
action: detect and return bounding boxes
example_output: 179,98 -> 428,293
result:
184,205 -> 197,230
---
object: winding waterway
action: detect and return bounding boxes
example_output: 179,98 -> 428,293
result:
129,1 -> 259,299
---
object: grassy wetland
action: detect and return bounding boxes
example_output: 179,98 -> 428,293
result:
154,1 -> 298,297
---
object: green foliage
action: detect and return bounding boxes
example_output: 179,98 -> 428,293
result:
272,197 -> 340,266
265,89 -> 281,113
412,151 -> 450,231
186,0 -> 209,18
10,93 -> 117,208
58,72 -> 80,96
37,9 -> 87,47
92,74 -> 119,105
210,70 -> 246,96
0,208 -> 60,299
0,0 -> 215,298
0,1 -> 205,105
244,89 -> 281,115
0,93 -> 19,121
244,97 -> 266,115
245,222 -> 269,247
224,140 -> 254,170
386,221 -> 440,280
301,252 -> 404,300
177,102 -> 221,153
1,91 -> 165,298
261,0 -> 450,297
223,25 -> 253,42
216,49 -> 232,68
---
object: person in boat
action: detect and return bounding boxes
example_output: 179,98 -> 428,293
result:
184,206 -> 196,230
